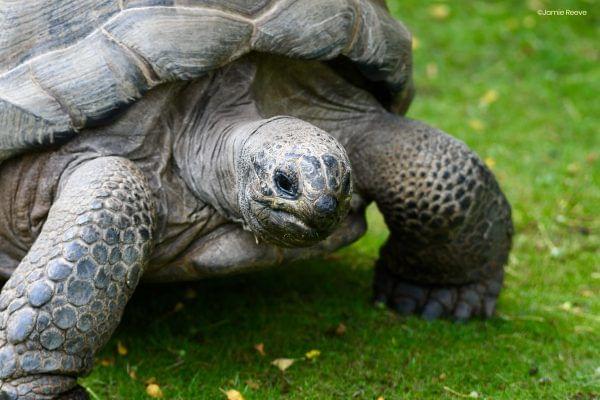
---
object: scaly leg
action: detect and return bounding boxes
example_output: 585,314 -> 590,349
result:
345,115 -> 513,320
0,157 -> 155,399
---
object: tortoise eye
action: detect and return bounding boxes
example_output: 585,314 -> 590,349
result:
274,170 -> 298,198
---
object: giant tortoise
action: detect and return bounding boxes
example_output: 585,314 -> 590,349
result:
0,0 -> 512,398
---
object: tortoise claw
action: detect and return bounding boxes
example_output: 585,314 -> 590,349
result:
373,264 -> 504,321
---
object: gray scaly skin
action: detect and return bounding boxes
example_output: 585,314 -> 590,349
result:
357,118 -> 511,320
0,158 -> 154,399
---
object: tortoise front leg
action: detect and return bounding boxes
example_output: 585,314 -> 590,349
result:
345,116 -> 513,320
0,157 -> 155,399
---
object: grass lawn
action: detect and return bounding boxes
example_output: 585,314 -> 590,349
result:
82,1 -> 599,398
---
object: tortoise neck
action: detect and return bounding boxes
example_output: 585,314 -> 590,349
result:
174,115 -> 250,223
172,61 -> 266,224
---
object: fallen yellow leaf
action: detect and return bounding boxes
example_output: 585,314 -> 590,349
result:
99,358 -> 114,367
484,157 -> 496,169
377,397 -> 385,400
305,350 -> 321,360
429,4 -> 450,20
444,386 -> 481,398
580,289 -> 594,298
128,369 -> 138,380
271,358 -> 295,372
173,302 -> 185,312
412,36 -> 420,50
146,383 -> 163,398
468,119 -> 485,132
335,323 -> 347,336
220,389 -> 245,400
117,341 -> 128,356
254,343 -> 266,356
479,89 -> 499,106
560,301 -> 573,311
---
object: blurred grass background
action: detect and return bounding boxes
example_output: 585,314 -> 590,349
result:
82,0 -> 599,398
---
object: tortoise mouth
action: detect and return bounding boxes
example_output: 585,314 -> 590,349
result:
249,198 -> 326,247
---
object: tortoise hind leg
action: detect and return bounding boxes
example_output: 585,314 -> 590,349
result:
346,115 -> 512,320
0,157 -> 155,399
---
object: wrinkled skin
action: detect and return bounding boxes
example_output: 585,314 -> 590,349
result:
0,57 -> 512,399
237,117 -> 353,247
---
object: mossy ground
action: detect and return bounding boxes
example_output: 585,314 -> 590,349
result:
82,1 -> 599,398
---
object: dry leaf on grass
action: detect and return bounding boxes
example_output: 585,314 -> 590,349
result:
128,369 -> 138,380
443,386 -> 480,398
479,89 -> 499,106
173,302 -> 185,312
326,323 -> 347,336
429,4 -> 450,20
271,358 -> 295,372
254,343 -> 266,356
412,36 -> 420,50
146,383 -> 164,398
484,157 -> 496,169
468,119 -> 485,132
99,358 -> 114,367
117,341 -> 128,356
220,389 -> 245,400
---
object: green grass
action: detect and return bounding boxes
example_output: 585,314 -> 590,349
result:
82,1 -> 599,398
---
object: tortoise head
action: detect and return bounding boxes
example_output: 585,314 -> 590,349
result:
237,117 -> 352,247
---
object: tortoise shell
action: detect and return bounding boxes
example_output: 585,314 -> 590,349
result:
0,0 -> 413,163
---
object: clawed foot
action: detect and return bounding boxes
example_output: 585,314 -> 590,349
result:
373,265 -> 504,321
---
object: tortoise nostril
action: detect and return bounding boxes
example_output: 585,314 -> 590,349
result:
315,194 -> 338,215
274,170 -> 298,198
